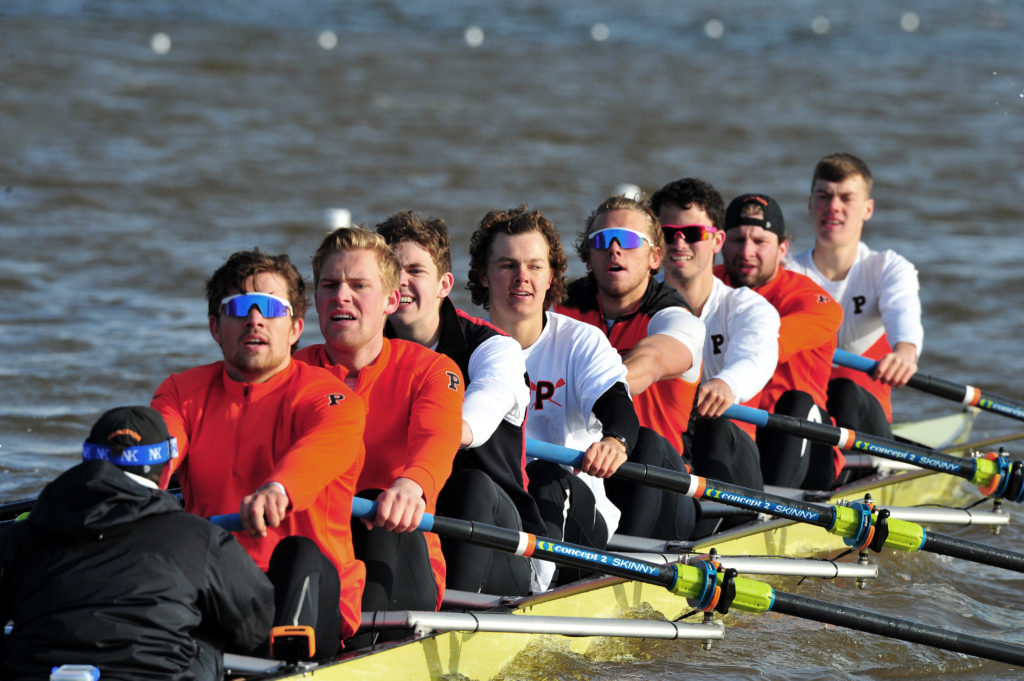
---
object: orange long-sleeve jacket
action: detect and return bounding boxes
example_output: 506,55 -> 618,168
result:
294,338 -> 463,607
152,359 -> 367,640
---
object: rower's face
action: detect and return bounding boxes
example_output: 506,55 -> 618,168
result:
481,231 -> 552,324
722,224 -> 787,289
586,209 -> 660,299
809,175 -> 874,249
209,272 -> 303,384
391,240 -> 452,330
314,249 -> 399,354
657,203 -> 723,286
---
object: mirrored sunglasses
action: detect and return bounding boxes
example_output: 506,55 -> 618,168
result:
587,227 -> 653,250
662,224 -> 718,243
220,293 -> 294,318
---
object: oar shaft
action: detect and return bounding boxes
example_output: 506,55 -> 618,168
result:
772,591 -> 1024,666
526,438 -> 837,527
724,404 -> 981,482
833,349 -> 1024,423
921,534 -> 1024,573
349,497 -> 684,589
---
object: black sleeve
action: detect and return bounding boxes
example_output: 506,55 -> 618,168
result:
591,383 -> 639,452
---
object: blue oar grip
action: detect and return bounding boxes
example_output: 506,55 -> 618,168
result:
208,498 -> 437,534
209,513 -> 243,532
525,438 -> 585,467
723,404 -> 770,428
833,349 -> 878,373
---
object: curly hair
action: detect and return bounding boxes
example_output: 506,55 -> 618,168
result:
649,177 -> 726,230
376,210 -> 452,275
205,248 -> 307,320
311,226 -> 400,293
576,195 -> 663,275
466,205 -> 567,310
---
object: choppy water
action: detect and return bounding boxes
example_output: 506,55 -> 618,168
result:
2,1 -> 1023,678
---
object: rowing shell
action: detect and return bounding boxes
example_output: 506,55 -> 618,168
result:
241,409 -> 990,680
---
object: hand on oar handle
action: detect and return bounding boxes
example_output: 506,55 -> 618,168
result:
580,437 -> 628,478
239,483 -> 290,537
366,477 -> 426,533
872,343 -> 918,386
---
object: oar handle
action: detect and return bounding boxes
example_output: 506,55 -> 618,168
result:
833,349 -> 1024,422
525,438 -> 585,467
833,349 -> 878,373
209,498 -> 438,534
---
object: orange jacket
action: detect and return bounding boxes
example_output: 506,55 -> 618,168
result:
294,339 -> 463,607
717,265 -> 842,411
151,360 -> 367,640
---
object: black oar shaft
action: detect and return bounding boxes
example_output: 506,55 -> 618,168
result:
772,591 -> 1024,666
617,460 -> 836,527
730,406 -> 979,481
921,534 -> 1024,573
428,514 -> 680,587
833,349 -> 1024,424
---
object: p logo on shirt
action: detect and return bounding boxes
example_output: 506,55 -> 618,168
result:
327,393 -> 346,406
446,371 -> 461,392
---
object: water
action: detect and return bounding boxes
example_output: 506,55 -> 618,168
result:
1,1 -> 1023,677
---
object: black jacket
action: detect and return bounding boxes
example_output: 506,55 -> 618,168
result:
0,460 -> 274,681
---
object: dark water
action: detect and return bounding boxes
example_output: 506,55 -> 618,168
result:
2,1 -> 1023,678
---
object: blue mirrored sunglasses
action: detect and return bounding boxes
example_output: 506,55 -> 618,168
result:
587,227 -> 653,250
220,293 -> 294,318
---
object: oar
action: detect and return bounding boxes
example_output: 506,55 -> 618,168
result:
724,404 -> 1024,504
526,439 -> 1024,574
834,349 -> 1024,423
212,504 -> 1024,665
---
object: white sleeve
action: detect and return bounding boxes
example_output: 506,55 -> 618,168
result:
877,251 -> 924,356
713,288 -> 781,402
462,335 -> 530,448
647,307 -> 705,383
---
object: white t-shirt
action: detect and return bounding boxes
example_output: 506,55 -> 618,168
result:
519,311 -> 627,536
787,242 -> 923,356
698,277 -> 781,403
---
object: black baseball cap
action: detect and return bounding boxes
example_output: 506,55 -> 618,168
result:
83,406 -> 177,467
723,193 -> 786,238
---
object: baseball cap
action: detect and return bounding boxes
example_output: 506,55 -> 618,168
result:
723,193 -> 786,238
83,406 -> 178,467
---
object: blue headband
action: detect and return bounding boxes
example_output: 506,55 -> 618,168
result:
82,438 -> 178,467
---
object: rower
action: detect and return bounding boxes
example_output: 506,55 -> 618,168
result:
552,195 -> 708,537
294,227 -> 464,646
466,206 -> 698,587
649,178 -> 776,498
152,248 -> 363,656
716,194 -> 845,490
0,406 -> 274,680
786,153 -> 922,445
377,210 -> 541,596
